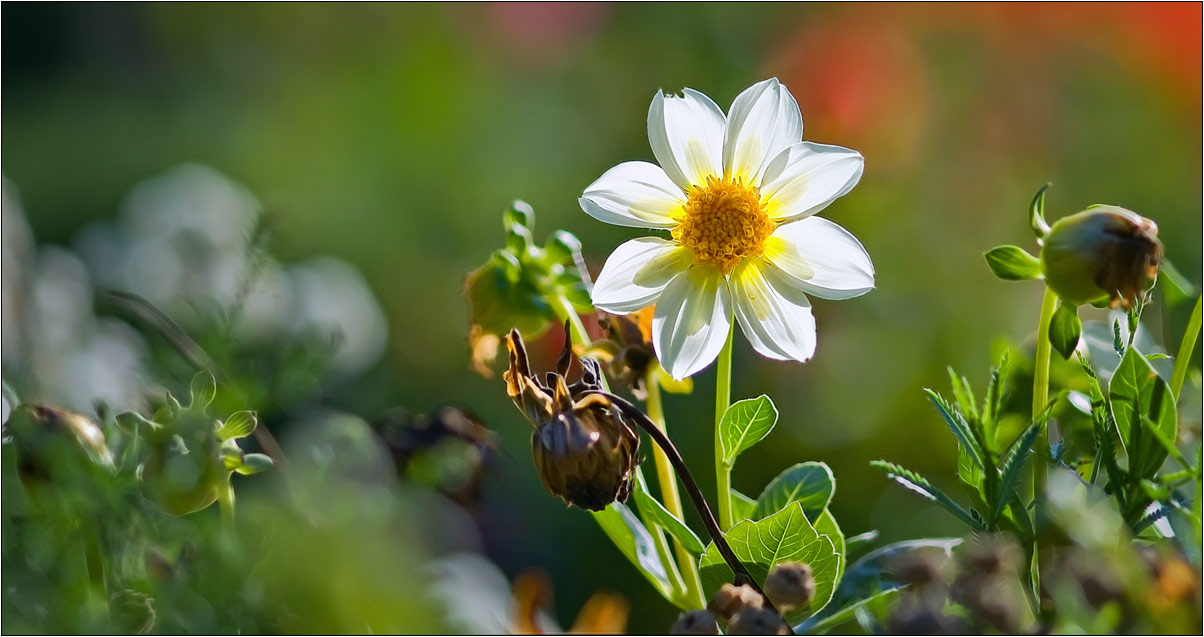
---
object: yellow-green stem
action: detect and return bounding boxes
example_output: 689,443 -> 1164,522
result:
1171,296 -> 1202,400
714,323 -> 735,531
646,366 -> 705,608
1032,286 -> 1058,500
218,478 -> 236,529
556,295 -> 591,348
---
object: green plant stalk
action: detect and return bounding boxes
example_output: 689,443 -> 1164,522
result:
1171,295 -> 1202,400
714,323 -> 735,531
218,477 -> 236,528
556,295 -> 591,352
646,366 -> 705,608
1032,286 -> 1058,500
83,521 -> 106,595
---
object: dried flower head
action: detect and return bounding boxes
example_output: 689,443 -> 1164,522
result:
504,327 -> 639,511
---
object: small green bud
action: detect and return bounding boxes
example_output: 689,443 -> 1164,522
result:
1040,206 -> 1162,309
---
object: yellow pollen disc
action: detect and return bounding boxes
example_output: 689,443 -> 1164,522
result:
672,176 -> 775,274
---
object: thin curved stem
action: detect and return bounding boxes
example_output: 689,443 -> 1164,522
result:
1171,296 -> 1202,401
714,324 -> 735,530
593,390 -> 772,605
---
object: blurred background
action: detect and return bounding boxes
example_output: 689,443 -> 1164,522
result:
3,3 -> 1201,633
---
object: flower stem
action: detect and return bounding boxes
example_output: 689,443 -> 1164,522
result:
714,323 -> 735,531
556,295 -> 591,349
218,478 -> 236,528
1171,295 -> 1202,401
597,390 -> 774,606
646,365 -> 706,608
1032,286 -> 1058,500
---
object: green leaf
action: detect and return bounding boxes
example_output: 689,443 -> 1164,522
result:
731,489 -> 758,521
1029,183 -> 1051,238
814,509 -> 846,566
795,587 -> 901,635
698,503 -> 842,621
189,371 -> 217,411
946,368 -> 978,423
992,423 -> 1040,522
1049,302 -> 1082,360
983,351 -> 1010,430
754,462 -> 835,520
235,453 -> 275,475
1110,348 -> 1177,479
632,475 -> 705,554
871,460 -> 985,530
591,503 -> 673,600
984,245 -> 1042,281
718,395 -> 778,466
925,390 -> 985,469
217,410 -> 257,441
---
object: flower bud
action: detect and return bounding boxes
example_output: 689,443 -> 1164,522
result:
1040,206 -> 1162,309
670,610 -> 720,635
708,583 -> 764,621
504,329 -> 639,511
764,561 -> 816,611
727,607 -> 789,635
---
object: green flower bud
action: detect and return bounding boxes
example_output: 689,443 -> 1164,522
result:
504,329 -> 639,511
1040,206 -> 1162,309
764,561 -> 816,611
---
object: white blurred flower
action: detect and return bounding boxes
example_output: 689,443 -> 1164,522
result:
288,257 -> 388,374
581,78 -> 874,379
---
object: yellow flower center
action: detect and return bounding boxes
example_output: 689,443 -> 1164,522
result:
672,176 -> 775,274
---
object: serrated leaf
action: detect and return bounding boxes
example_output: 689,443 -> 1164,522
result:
983,351 -> 1010,439
719,395 -> 778,466
754,462 -> 835,521
946,367 -> 978,423
925,390 -> 985,469
591,503 -> 673,601
871,460 -> 984,530
1049,302 -> 1082,360
218,410 -> 257,441
632,475 -> 705,554
984,245 -> 1042,281
992,423 -> 1040,521
1029,183 -> 1051,237
1110,348 -> 1177,479
731,489 -> 757,521
189,371 -> 217,411
698,502 -> 842,622
235,453 -> 274,475
814,509 -> 846,564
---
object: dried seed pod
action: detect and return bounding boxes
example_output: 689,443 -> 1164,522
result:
504,328 -> 639,511
669,610 -> 720,635
708,583 -> 764,621
727,607 -> 789,635
765,561 -> 816,611
1040,206 -> 1162,309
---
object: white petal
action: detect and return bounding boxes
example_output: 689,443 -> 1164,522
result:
722,78 -> 803,185
764,216 -> 874,300
648,88 -> 726,191
579,161 -> 686,229
731,259 -> 817,363
592,237 -> 692,314
652,265 -> 732,380
759,142 -> 864,222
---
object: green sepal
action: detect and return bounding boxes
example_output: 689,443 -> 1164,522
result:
1029,183 -> 1052,238
984,245 -> 1043,281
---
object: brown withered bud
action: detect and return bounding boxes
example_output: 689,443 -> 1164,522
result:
708,582 -> 765,621
670,610 -> 721,635
764,561 -> 816,611
889,548 -> 950,589
727,607 -> 790,635
598,308 -> 655,397
504,327 -> 639,511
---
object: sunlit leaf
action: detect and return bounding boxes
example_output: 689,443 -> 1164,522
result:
1109,348 -> 1177,479
189,371 -> 216,411
592,504 -> 673,601
218,410 -> 257,441
753,462 -> 835,521
718,395 -> 778,467
984,245 -> 1042,281
871,460 -> 984,530
1049,302 -> 1082,360
632,475 -> 704,554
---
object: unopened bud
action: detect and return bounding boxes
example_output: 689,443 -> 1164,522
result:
670,610 -> 720,635
764,561 -> 816,611
1040,206 -> 1162,309
708,583 -> 764,621
727,607 -> 789,635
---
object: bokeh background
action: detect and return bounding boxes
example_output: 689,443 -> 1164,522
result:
3,3 -> 1201,632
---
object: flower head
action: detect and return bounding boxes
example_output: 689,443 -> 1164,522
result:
1040,205 -> 1162,309
580,78 -> 874,379
503,327 -> 639,511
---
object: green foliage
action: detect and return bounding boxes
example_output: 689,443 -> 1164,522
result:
717,395 -> 778,467
753,462 -> 835,521
1049,302 -> 1082,359
1029,183 -> 1052,238
1109,347 -> 1177,481
592,503 -> 676,602
984,245 -> 1043,281
632,476 -> 704,554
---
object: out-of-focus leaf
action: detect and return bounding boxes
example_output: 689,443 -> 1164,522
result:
218,411 -> 257,441
984,245 -> 1042,281
718,395 -> 778,467
753,462 -> 835,521
731,489 -> 757,521
871,460 -> 984,530
189,371 -> 217,411
235,453 -> 274,475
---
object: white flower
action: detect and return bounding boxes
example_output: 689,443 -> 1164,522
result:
580,78 -> 874,380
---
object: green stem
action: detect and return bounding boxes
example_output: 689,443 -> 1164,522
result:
556,295 -> 591,348
1032,287 -> 1058,500
1171,296 -> 1202,401
83,520 -> 106,595
218,478 -> 236,528
646,366 -> 706,608
714,323 -> 735,531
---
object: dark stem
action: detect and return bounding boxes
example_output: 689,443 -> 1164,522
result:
591,390 -> 774,607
